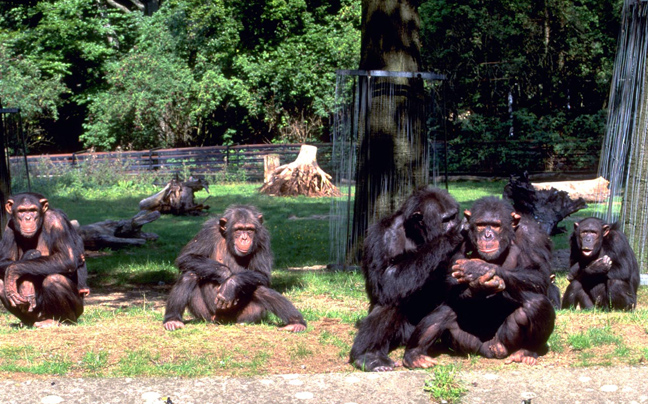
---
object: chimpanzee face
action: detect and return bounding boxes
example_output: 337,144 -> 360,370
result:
230,223 -> 256,256
470,211 -> 508,261
219,210 -> 263,257
575,218 -> 608,258
465,197 -> 516,262
5,194 -> 48,239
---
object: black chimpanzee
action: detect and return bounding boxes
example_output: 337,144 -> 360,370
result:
562,217 -> 639,310
403,197 -> 555,367
163,205 -> 307,332
349,187 -> 463,371
0,192 -> 88,328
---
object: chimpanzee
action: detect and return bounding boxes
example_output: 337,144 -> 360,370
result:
349,187 -> 463,371
163,205 -> 307,332
403,197 -> 555,367
0,192 -> 88,328
562,217 -> 639,311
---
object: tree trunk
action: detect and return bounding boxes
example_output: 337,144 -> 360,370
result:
350,0 -> 428,261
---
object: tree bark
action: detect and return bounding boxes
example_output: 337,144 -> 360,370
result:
350,0 -> 428,261
263,154 -> 281,183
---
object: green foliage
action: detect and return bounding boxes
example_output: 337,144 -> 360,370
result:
82,20 -> 195,150
421,0 -> 619,173
424,364 -> 467,403
0,43 -> 68,152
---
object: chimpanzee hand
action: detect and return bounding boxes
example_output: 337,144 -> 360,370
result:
452,259 -> 505,292
4,267 -> 29,309
215,277 -> 240,310
587,255 -> 612,274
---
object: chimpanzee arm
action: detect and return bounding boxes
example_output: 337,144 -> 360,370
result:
176,253 -> 232,283
0,228 -> 18,276
374,235 -> 458,306
175,225 -> 232,282
604,230 -> 639,283
567,262 -> 580,281
5,211 -> 80,279
494,260 -> 549,301
215,258 -> 272,309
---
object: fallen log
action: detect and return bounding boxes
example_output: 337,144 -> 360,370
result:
259,145 -> 341,197
139,177 -> 210,215
72,210 -> 161,250
503,173 -> 588,235
531,176 -> 609,203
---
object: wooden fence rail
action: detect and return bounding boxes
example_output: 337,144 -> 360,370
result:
8,140 -> 599,183
8,143 -> 335,183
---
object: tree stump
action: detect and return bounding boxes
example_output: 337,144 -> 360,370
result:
264,154 -> 281,183
72,210 -> 160,250
259,145 -> 341,197
503,173 -> 588,235
139,177 -> 210,215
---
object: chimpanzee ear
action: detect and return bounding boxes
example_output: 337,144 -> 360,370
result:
602,224 -> 610,237
463,209 -> 471,221
40,198 -> 49,213
219,217 -> 228,234
5,199 -> 14,215
511,212 -> 521,229
257,214 -> 264,224
574,222 -> 579,230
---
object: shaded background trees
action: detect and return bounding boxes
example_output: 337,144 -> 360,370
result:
0,0 -> 620,155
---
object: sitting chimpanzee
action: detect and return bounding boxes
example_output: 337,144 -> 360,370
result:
562,217 -> 639,310
163,205 -> 307,332
349,187 -> 463,371
0,192 -> 89,328
403,197 -> 555,367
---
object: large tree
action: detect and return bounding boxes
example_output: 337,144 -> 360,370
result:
350,0 -> 429,259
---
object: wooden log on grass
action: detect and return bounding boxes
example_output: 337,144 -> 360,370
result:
72,210 -> 160,250
531,176 -> 610,203
259,145 -> 341,197
139,177 -> 210,215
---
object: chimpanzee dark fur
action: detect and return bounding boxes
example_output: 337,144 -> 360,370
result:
562,217 -> 639,310
403,197 -> 555,367
0,192 -> 87,327
163,205 -> 306,332
350,187 -> 463,371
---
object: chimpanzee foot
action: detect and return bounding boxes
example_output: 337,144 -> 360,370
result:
163,320 -> 185,331
354,354 -> 396,372
402,353 -> 437,369
278,323 -> 306,332
34,319 -> 61,329
505,349 -> 538,365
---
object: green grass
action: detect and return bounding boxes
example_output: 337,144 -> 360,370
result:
0,176 -> 645,379
424,364 -> 467,404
